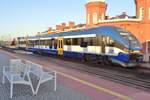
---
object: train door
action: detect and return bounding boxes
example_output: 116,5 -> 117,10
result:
57,37 -> 64,56
101,36 -> 106,54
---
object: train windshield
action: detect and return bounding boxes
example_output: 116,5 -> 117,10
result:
116,28 -> 141,50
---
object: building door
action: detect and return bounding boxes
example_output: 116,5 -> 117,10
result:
57,37 -> 64,56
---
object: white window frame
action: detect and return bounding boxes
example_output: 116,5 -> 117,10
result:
93,12 -> 97,24
101,13 -> 104,20
139,7 -> 144,20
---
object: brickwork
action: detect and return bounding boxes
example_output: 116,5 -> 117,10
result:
86,0 -> 150,62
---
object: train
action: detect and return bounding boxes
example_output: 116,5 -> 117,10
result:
17,26 -> 143,67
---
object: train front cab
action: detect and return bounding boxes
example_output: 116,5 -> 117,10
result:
110,51 -> 143,67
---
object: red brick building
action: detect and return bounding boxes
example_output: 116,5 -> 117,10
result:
85,0 -> 150,62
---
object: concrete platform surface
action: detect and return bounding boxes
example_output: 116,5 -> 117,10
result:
1,49 -> 150,100
0,50 -> 91,100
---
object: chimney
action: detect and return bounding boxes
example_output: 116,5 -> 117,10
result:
62,23 -> 66,28
69,21 -> 75,29
48,27 -> 52,34
48,27 -> 52,31
61,23 -> 66,31
56,25 -> 61,30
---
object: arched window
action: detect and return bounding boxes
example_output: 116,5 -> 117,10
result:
101,13 -> 104,20
93,13 -> 97,24
139,7 -> 144,19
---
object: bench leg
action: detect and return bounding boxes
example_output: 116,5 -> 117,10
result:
27,74 -> 35,95
2,74 -> 5,84
35,81 -> 41,95
10,83 -> 13,98
54,72 -> 57,91
2,67 -> 5,84
30,83 -> 35,95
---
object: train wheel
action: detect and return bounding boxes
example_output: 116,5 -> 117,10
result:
83,54 -> 91,62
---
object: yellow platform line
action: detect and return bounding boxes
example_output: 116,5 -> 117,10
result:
1,50 -> 133,100
58,72 -> 133,100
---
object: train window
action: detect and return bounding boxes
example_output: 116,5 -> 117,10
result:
97,36 -> 102,46
106,37 -> 109,45
36,40 -> 40,45
83,37 -> 93,46
60,40 -> 62,48
64,39 -> 71,45
49,40 -> 53,49
58,40 -> 60,48
101,36 -> 107,45
40,40 -> 43,45
46,40 -> 50,46
72,38 -> 77,45
32,40 -> 35,45
88,38 -> 93,46
80,41 -> 88,47
20,41 -> 23,44
93,37 -> 99,46
77,38 -> 82,45
59,40 -> 61,48
33,40 -> 36,45
109,39 -> 114,46
61,40 -> 63,48
58,40 -> 61,48
54,40 -> 57,49
106,36 -> 115,46
102,36 -> 106,43
29,40 -> 34,47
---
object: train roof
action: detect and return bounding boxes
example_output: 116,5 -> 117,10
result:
18,26 -> 141,50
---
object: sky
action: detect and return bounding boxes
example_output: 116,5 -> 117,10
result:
0,0 -> 136,40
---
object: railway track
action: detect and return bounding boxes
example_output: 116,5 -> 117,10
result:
18,52 -> 150,92
35,54 -> 150,92
2,48 -> 150,92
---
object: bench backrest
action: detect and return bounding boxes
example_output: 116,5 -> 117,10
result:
9,59 -> 22,73
9,59 -> 31,77
25,61 -> 43,77
10,59 -> 22,67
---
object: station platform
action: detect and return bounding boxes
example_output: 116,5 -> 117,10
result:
140,63 -> 150,69
0,49 -> 150,100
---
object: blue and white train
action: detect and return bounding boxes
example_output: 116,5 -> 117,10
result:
18,26 -> 143,67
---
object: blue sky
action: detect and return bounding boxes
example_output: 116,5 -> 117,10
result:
0,0 -> 135,40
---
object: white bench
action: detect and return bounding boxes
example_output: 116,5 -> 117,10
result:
2,59 -> 34,98
2,59 -> 57,98
26,61 -> 57,95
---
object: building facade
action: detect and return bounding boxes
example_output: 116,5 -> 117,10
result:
85,0 -> 150,62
